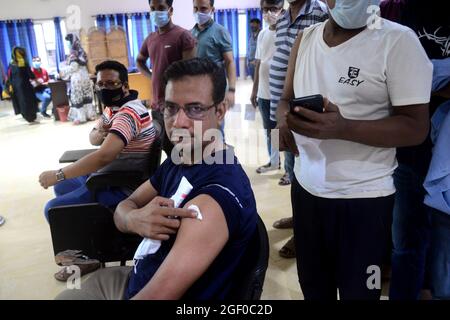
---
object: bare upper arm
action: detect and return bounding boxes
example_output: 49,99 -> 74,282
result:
282,32 -> 303,100
222,51 -> 234,64
95,132 -> 125,163
132,194 -> 229,300
392,103 -> 429,128
136,53 -> 148,64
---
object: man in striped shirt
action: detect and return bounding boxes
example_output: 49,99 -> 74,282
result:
269,0 -> 328,258
39,60 -> 157,223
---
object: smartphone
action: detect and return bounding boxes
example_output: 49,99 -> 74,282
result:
290,94 -> 324,115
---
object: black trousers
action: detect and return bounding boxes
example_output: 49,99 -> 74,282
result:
291,176 -> 394,300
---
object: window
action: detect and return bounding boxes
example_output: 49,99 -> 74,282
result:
33,19 -> 68,73
238,11 -> 248,57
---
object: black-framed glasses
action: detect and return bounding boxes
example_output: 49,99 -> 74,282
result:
95,80 -> 123,91
262,7 -> 282,14
162,102 -> 216,120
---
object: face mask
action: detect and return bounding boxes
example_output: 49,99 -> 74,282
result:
194,11 -> 213,26
99,87 -> 125,107
251,26 -> 259,33
33,62 -> 42,69
151,10 -> 170,28
264,10 -> 281,26
328,0 -> 381,30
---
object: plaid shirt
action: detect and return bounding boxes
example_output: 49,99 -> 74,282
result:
269,0 -> 328,121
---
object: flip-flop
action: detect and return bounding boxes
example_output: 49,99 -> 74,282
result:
55,250 -> 100,267
54,262 -> 101,282
278,174 -> 291,186
279,237 -> 296,259
273,217 -> 293,229
0,216 -> 5,226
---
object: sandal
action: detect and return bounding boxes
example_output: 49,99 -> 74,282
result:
54,262 -> 101,282
278,173 -> 291,186
279,236 -> 296,259
273,217 -> 293,229
55,250 -> 99,266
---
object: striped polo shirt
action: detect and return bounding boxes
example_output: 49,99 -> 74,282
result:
269,0 -> 328,121
98,90 -> 156,154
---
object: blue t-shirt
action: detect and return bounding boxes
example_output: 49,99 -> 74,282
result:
125,149 -> 258,300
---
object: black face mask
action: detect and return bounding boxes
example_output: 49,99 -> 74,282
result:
99,87 -> 125,107
251,26 -> 259,33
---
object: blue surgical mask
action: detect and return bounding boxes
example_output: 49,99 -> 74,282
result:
33,62 -> 42,69
151,10 -> 170,28
328,0 -> 381,30
194,11 -> 213,26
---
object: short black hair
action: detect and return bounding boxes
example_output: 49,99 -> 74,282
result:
194,0 -> 214,6
149,0 -> 174,6
164,58 -> 226,105
250,18 -> 261,25
95,60 -> 129,83
260,0 -> 284,6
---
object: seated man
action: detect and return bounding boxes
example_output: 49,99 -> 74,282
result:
31,56 -> 52,118
39,60 -> 157,222
55,58 -> 258,300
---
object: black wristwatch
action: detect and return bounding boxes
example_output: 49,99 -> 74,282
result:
228,87 -> 236,93
56,169 -> 66,182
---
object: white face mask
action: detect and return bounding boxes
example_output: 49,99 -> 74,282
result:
263,10 -> 282,27
194,11 -> 213,25
328,0 -> 381,30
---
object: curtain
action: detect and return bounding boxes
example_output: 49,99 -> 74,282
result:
130,12 -> 155,70
54,17 -> 66,72
214,9 -> 240,77
0,19 -> 38,69
96,12 -> 155,71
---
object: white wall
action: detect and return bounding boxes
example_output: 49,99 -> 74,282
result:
0,0 -> 260,31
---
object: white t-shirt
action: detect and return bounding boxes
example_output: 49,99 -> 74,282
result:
255,27 -> 277,100
292,19 -> 433,199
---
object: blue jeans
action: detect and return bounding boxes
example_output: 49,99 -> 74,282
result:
35,88 -> 52,114
258,98 -> 279,167
389,163 -> 431,300
284,151 -> 295,180
44,176 -> 128,222
429,209 -> 450,299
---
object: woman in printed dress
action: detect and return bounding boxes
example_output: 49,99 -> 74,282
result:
60,33 -> 96,124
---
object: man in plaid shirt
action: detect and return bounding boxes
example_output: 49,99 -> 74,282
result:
269,0 -> 328,258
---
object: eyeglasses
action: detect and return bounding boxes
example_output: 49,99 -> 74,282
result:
95,80 -> 123,91
162,102 -> 216,120
262,7 -> 282,14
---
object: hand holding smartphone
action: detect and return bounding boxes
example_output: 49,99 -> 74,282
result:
290,94 -> 324,116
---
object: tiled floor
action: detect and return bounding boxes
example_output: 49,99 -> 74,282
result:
0,80 -> 388,300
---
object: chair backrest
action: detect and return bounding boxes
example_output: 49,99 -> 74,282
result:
49,204 -> 142,262
227,215 -> 269,300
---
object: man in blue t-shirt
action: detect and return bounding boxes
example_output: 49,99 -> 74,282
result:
55,58 -> 258,300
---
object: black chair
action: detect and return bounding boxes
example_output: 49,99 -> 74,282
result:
48,134 -> 163,265
227,216 -> 269,300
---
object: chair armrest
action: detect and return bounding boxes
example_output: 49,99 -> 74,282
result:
86,171 -> 145,192
59,149 -> 98,163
